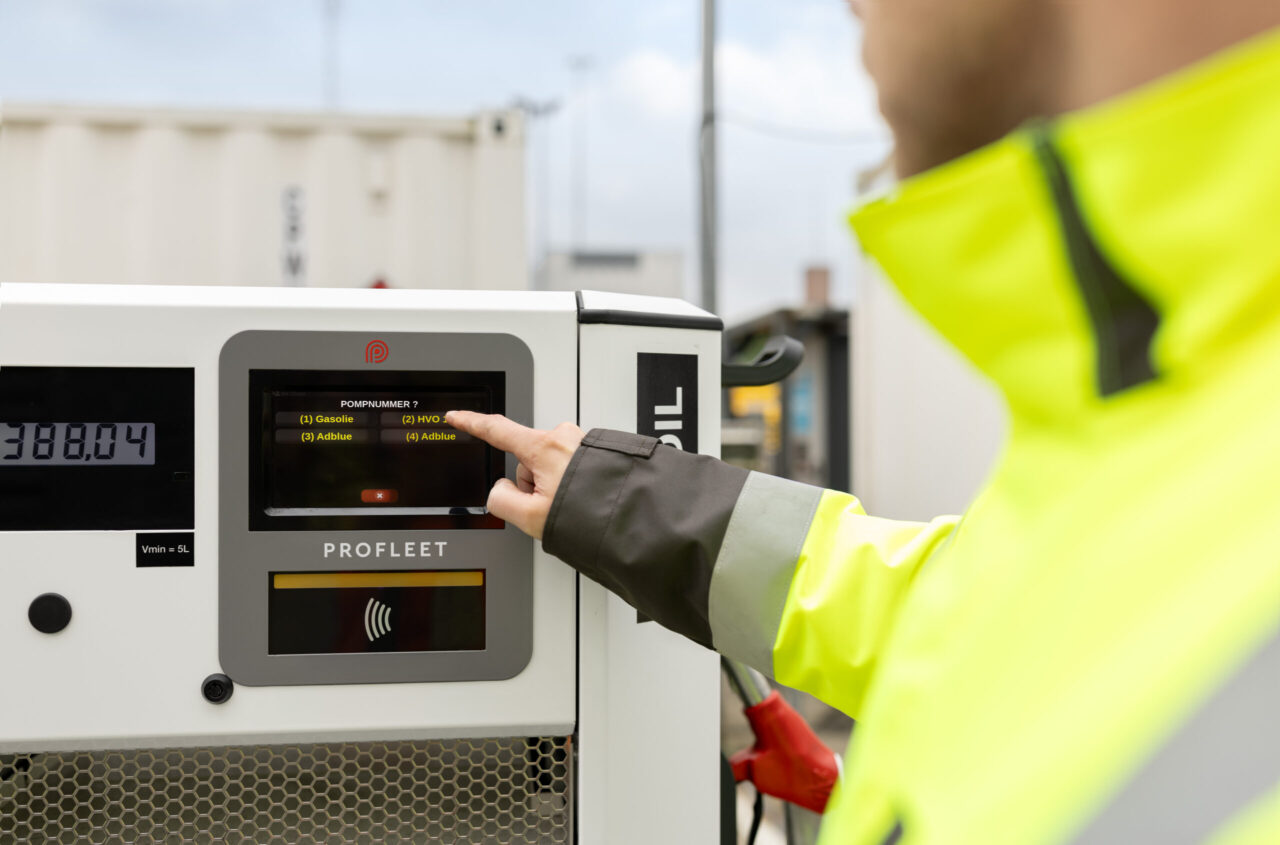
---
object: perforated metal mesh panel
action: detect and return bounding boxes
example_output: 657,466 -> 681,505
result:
0,737 -> 571,844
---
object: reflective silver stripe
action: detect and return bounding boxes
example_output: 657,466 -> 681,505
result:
708,472 -> 824,675
1073,620 -> 1280,844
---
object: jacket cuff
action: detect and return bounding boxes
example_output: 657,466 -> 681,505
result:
543,429 -> 658,580
542,428 -> 749,648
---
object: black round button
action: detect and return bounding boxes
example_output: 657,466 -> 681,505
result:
202,673 -> 234,705
28,593 -> 72,635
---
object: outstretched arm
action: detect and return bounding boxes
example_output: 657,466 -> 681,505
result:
447,413 -> 957,718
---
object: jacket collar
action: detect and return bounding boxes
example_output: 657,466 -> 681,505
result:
850,28 -> 1280,420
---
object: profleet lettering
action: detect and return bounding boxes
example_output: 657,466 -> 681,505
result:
323,540 -> 448,559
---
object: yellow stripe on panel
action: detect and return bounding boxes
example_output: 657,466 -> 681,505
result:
273,571 -> 484,590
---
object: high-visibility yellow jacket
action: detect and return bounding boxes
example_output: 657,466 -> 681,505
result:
544,28 -> 1280,844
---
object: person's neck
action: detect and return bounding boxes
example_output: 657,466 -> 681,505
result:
1052,0 -> 1280,113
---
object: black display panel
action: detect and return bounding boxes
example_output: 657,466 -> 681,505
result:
0,367 -> 194,531
250,370 -> 504,531
268,570 -> 486,654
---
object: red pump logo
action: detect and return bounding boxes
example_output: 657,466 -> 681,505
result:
364,340 -> 389,364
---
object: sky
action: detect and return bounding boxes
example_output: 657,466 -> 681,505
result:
0,0 -> 891,321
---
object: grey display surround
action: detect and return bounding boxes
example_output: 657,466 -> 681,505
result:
219,330 -> 534,686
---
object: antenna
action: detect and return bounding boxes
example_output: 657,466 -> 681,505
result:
364,598 -> 392,642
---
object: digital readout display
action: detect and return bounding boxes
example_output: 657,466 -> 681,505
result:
0,367 -> 192,532
1,422 -> 156,466
264,383 -> 496,516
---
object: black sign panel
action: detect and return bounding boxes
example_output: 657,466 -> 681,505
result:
636,353 -> 698,454
636,352 -> 698,624
136,532 -> 195,567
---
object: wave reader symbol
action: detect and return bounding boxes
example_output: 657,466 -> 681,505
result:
364,598 -> 392,642
364,339 -> 389,364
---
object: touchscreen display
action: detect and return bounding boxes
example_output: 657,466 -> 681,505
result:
251,370 -> 504,530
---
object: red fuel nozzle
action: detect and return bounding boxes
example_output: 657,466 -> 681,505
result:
729,690 -> 839,814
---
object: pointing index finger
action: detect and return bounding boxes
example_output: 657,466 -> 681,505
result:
446,411 -> 539,462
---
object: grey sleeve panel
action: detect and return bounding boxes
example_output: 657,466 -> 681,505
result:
1070,619 -> 1280,845
542,428 -> 749,648
708,472 -> 824,676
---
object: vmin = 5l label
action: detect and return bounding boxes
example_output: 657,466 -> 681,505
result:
136,532 -> 195,567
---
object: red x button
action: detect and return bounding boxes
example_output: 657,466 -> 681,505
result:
361,489 -> 399,504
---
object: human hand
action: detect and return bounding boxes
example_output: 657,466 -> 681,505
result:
445,412 -> 585,539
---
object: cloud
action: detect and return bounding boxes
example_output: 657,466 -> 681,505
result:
545,5 -> 889,319
614,50 -> 697,122
610,22 -> 880,134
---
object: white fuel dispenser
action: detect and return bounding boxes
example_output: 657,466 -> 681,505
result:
0,284 -> 722,844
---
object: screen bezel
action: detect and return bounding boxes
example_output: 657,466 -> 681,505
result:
249,369 -> 505,532
220,330 -> 536,686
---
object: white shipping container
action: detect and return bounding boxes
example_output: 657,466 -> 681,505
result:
0,102 -> 527,290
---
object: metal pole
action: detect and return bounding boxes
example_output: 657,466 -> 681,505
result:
538,108 -> 553,289
323,0 -> 340,109
699,0 -> 718,315
513,98 -> 562,291
569,55 -> 594,253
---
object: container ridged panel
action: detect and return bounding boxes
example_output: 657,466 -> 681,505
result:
0,737 -> 571,844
